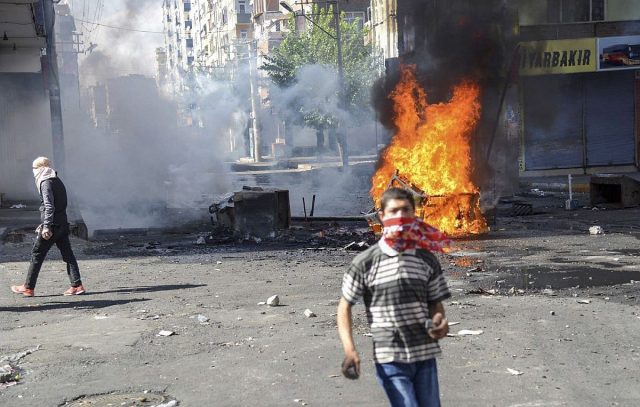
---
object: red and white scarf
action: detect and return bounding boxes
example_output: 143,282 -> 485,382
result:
382,217 -> 452,253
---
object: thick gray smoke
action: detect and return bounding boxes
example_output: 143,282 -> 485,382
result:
77,0 -> 162,85
59,1 -> 245,233
61,73 -> 242,233
261,64 -> 382,216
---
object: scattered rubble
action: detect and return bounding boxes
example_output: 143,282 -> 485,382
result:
304,309 -> 317,318
507,368 -> 524,376
157,330 -> 176,337
455,330 -> 484,336
577,299 -> 592,304
267,295 -> 280,306
589,226 -> 604,235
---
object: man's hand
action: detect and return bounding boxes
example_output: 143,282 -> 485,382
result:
428,312 -> 449,340
341,350 -> 360,380
41,226 -> 52,240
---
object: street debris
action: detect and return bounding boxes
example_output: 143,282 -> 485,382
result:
157,330 -> 176,337
0,345 -> 41,364
0,364 -> 20,389
304,309 -> 317,318
449,321 -> 460,326
507,368 -> 524,376
267,295 -> 280,306
589,226 -> 604,235
467,288 -> 496,295
550,311 -> 556,316
9,204 -> 26,209
196,314 -> 209,324
195,236 -> 206,245
343,241 -> 370,251
577,299 -> 592,304
449,329 -> 484,337
152,400 -> 178,407
542,288 -> 556,296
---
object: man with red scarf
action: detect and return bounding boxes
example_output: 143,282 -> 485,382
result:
337,187 -> 451,407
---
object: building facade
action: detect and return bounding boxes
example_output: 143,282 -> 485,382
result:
369,0 -> 398,61
517,0 -> 640,174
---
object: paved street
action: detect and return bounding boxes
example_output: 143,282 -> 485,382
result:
1,197 -> 639,406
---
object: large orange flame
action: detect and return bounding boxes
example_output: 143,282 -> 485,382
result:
371,65 -> 488,236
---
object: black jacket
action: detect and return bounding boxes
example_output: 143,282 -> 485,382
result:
39,177 -> 69,226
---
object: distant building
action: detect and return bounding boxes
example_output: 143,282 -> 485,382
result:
163,0 -> 195,91
156,47 -> 169,86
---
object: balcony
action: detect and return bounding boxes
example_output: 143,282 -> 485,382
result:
237,13 -> 251,24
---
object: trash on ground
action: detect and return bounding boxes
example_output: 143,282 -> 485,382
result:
344,241 -> 370,251
589,226 -> 604,235
449,329 -> 484,337
448,321 -> 460,326
467,288 -> 495,295
507,368 -> 524,376
9,204 -> 26,209
577,299 -> 592,304
196,314 -> 209,323
267,295 -> 280,306
304,309 -> 317,318
195,236 -> 206,245
157,330 -> 175,337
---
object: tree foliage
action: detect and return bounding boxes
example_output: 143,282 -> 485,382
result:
261,6 -> 381,128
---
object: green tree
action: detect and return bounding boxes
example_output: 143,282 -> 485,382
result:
261,6 -> 381,161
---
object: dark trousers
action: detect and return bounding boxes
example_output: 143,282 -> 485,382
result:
25,224 -> 82,289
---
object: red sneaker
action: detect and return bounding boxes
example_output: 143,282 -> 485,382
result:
11,284 -> 34,297
63,284 -> 86,296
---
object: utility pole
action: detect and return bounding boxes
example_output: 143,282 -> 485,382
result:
43,0 -> 66,174
248,41 -> 262,162
332,0 -> 348,167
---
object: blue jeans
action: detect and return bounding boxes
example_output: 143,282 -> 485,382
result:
375,359 -> 441,407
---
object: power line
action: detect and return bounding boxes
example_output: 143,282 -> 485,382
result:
73,18 -> 165,34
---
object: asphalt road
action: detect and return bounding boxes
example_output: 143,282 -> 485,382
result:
1,199 -> 639,406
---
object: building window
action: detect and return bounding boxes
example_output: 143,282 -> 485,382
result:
344,11 -> 366,29
275,20 -> 281,31
184,2 -> 191,12
547,0 -> 605,23
240,29 -> 248,39
187,56 -> 194,65
222,8 -> 228,24
185,20 -> 192,30
239,0 -> 246,13
186,38 -> 193,48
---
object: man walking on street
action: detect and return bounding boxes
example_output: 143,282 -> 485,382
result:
11,157 -> 85,297
337,187 -> 451,406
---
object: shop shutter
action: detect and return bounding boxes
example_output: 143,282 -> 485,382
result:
584,71 -> 635,166
522,75 -> 584,170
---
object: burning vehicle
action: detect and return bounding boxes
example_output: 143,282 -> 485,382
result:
370,65 -> 488,237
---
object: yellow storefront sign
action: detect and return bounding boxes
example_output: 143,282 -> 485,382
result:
519,38 -> 597,76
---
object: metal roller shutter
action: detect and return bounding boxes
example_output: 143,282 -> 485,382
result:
523,75 -> 584,170
584,71 -> 635,166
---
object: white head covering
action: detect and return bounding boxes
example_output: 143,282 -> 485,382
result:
32,157 -> 57,194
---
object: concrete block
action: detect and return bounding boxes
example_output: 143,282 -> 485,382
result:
590,174 -> 640,208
